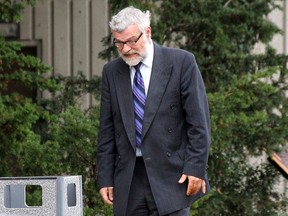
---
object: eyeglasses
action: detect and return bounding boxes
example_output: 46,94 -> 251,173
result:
113,32 -> 143,49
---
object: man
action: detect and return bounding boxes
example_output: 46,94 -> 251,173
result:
97,6 -> 211,216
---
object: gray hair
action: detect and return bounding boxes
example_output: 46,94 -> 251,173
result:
109,6 -> 151,33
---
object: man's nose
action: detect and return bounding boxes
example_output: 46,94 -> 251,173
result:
121,43 -> 132,53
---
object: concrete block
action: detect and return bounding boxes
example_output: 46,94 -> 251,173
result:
0,176 -> 83,216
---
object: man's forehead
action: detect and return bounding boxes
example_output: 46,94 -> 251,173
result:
113,25 -> 140,39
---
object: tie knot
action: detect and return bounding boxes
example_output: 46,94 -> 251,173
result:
134,62 -> 142,71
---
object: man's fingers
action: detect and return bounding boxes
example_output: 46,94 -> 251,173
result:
99,187 -> 114,205
108,187 -> 114,202
185,176 -> 207,196
178,174 -> 187,184
188,179 -> 201,196
202,180 -> 206,194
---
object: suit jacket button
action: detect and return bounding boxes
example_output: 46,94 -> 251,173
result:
168,128 -> 172,133
166,152 -> 171,157
116,133 -> 120,138
170,104 -> 175,110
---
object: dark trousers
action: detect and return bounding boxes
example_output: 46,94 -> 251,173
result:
126,157 -> 190,216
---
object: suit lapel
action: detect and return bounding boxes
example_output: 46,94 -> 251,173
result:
113,60 -> 136,150
142,43 -> 173,139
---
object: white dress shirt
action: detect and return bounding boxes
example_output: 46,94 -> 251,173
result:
130,41 -> 154,96
130,41 -> 154,156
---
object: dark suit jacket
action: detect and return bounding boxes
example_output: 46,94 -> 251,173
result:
97,42 -> 211,216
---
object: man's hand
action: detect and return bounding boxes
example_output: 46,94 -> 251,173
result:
178,174 -> 206,196
99,187 -> 114,205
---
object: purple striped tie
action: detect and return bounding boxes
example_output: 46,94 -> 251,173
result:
132,62 -> 145,148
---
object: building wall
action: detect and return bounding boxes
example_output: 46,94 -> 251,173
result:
12,0 -> 288,108
19,0 -> 288,72
268,0 -> 288,54
19,0 -> 109,108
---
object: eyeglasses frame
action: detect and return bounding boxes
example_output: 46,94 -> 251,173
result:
113,32 -> 143,49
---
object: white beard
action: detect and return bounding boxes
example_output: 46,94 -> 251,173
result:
119,37 -> 150,66
121,54 -> 143,66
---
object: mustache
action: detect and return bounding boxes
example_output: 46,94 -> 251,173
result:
123,50 -> 139,56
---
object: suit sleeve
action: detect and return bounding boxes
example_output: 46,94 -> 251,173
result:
97,67 -> 116,189
180,53 -> 211,179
